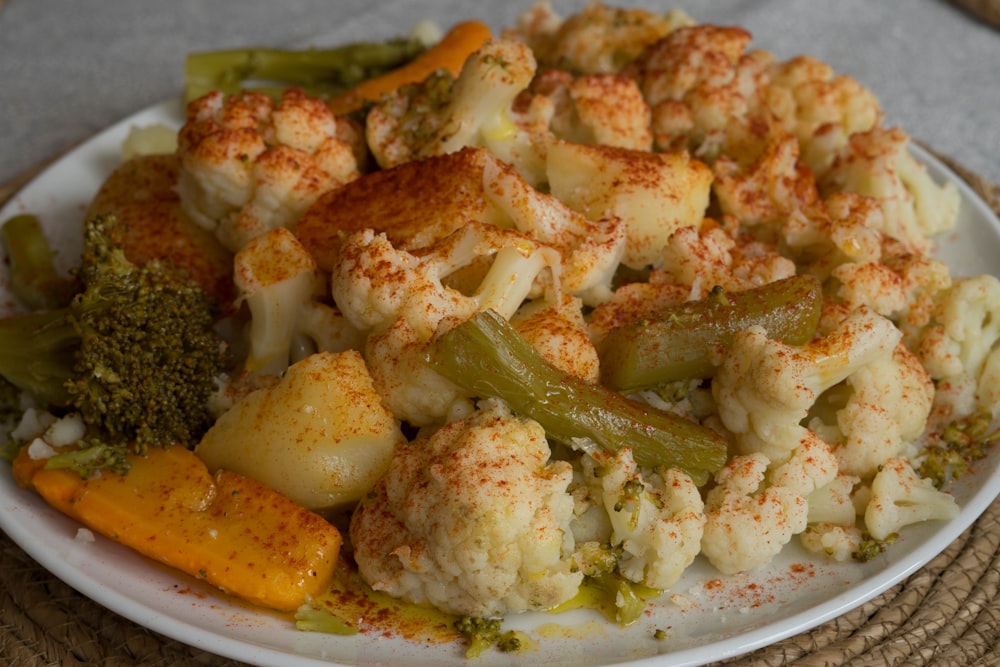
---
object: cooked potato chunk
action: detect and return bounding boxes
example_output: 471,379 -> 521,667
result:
196,350 -> 403,512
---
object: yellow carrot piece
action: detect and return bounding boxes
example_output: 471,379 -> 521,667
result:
13,444 -> 341,612
326,20 -> 492,114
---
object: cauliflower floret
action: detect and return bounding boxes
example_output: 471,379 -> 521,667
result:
829,260 -> 907,318
864,457 -> 959,541
806,473 -> 861,526
593,448 -> 705,590
330,223 -> 559,340
177,89 -> 364,252
546,140 -> 712,270
505,1 -> 693,74
323,148 -> 631,424
349,401 -> 582,618
510,294 -> 600,383
766,55 -> 883,177
529,69 -> 653,151
306,146 -> 626,308
232,227 -> 363,377
196,350 -> 403,512
713,306 -> 901,465
780,192 -> 885,279
625,24 -> 773,157
926,375 -> 979,431
884,253 -> 952,343
586,279 -> 690,344
330,223 -> 563,425
655,219 -> 797,299
363,317 -> 475,427
366,39 -> 549,185
767,432 -> 839,497
700,453 -> 809,574
913,274 -> 1000,418
820,126 -> 960,254
800,522 -> 863,562
833,341 -> 934,479
481,152 -> 627,303
712,132 -> 819,230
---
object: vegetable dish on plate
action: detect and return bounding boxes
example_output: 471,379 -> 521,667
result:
2,1 -> 998,660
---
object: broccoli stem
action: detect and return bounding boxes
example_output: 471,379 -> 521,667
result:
0,214 -> 231,476
428,310 -> 728,484
184,38 -> 427,101
598,274 -> 822,392
1,214 -> 77,310
0,309 -> 77,407
45,440 -> 130,478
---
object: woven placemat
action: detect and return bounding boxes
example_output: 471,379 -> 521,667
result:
948,0 -> 1000,28
2,152 -> 1000,667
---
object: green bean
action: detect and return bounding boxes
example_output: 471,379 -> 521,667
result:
428,310 -> 728,484
184,38 -> 426,102
598,274 -> 823,392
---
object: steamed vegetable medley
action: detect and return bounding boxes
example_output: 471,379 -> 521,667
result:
5,0 -> 1000,653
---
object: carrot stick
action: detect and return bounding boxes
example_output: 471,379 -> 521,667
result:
13,444 -> 342,612
326,20 -> 492,115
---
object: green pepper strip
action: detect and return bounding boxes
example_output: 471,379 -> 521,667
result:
184,38 -> 426,102
598,274 -> 823,393
428,309 -> 727,484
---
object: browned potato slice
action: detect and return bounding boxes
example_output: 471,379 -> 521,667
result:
295,146 -> 502,273
86,154 -> 235,308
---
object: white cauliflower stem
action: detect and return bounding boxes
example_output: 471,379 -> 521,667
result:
233,227 -> 362,377
349,401 -> 582,617
330,223 -> 556,339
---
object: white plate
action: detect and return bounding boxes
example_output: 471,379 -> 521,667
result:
1,99 -> 999,667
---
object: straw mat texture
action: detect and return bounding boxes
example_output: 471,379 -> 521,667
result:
949,0 -> 1000,27
1,148 -> 999,665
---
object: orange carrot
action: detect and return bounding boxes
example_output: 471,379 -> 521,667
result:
327,20 -> 492,115
13,444 -> 341,612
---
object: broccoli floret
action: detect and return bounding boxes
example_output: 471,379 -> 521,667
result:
44,439 -> 130,478
0,213 -> 231,475
852,531 -> 898,563
454,616 -> 524,659
918,410 -> 999,488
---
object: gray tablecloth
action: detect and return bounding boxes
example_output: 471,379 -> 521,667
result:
1,0 -> 998,189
